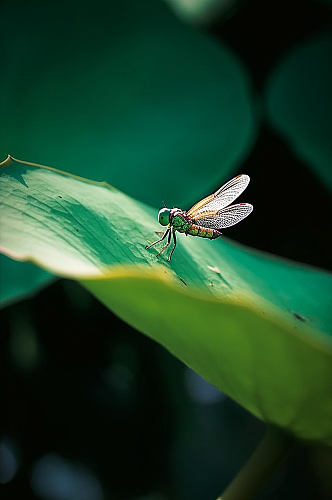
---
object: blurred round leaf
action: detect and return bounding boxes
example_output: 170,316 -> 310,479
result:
265,32 -> 332,190
0,0 -> 255,208
1,157 -> 332,445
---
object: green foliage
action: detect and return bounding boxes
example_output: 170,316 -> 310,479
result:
1,156 -> 332,445
0,0 -> 255,305
0,0 -> 255,208
0,254 -> 53,307
265,32 -> 332,190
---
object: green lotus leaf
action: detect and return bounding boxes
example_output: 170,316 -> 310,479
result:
1,156 -> 332,445
265,32 -> 332,190
0,0 -> 256,305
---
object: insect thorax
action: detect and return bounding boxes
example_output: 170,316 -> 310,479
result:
170,208 -> 191,233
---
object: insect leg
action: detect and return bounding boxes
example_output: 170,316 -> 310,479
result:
156,227 -> 172,257
167,229 -> 177,262
145,228 -> 170,249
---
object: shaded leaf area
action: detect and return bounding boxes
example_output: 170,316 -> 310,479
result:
0,254 -> 54,308
265,32 -> 332,190
1,156 -> 332,445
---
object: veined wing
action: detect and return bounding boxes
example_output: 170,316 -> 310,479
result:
187,174 -> 250,217
193,203 -> 253,229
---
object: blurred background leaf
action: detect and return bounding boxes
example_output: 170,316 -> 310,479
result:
1,157 -> 332,447
0,0 -> 256,306
0,0 -> 255,207
0,255 -> 54,308
265,32 -> 332,191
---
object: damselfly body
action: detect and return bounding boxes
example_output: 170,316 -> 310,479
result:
146,174 -> 253,261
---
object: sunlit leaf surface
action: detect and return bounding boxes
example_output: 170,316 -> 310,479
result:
1,157 -> 332,445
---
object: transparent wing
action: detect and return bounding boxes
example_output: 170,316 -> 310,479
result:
187,174 -> 250,217
193,203 -> 253,230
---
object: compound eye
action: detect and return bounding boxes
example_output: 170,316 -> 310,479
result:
158,208 -> 170,226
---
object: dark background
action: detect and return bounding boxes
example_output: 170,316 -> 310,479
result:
1,1 -> 332,499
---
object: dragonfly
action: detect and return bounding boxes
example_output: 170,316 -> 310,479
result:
145,174 -> 253,261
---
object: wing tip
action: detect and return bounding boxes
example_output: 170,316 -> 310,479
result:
247,203 -> 254,214
239,202 -> 253,212
234,173 -> 250,185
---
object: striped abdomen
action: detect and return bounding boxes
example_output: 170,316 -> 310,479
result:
187,224 -> 221,239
